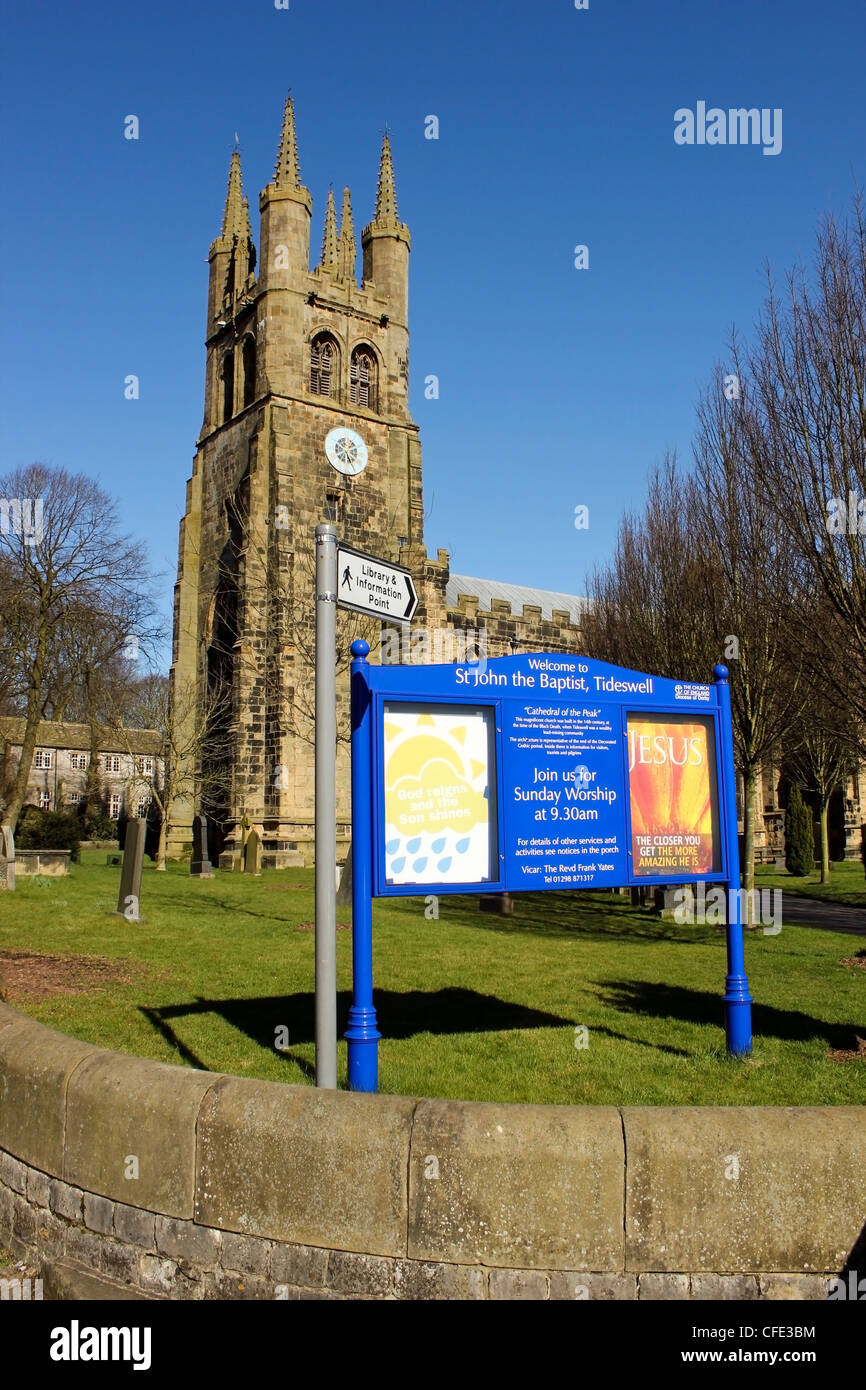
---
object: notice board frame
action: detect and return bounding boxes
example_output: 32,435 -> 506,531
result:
368,687 -> 731,898
345,642 -> 753,1090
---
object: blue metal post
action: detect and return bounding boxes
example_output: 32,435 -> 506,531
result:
713,664 -> 753,1056
345,640 -> 381,1091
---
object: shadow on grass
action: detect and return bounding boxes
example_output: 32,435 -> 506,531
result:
596,979 -> 862,1050
140,987 -> 572,1073
409,891 -> 721,945
144,886 -> 304,927
586,1026 -> 693,1057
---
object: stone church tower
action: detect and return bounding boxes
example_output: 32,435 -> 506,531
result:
169,97 -> 427,864
172,93 -> 835,871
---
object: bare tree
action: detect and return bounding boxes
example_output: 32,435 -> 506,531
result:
785,677 -> 857,882
585,194 -> 866,916
0,464 -> 155,846
242,533 -> 381,749
584,392 -> 806,922
583,452 -> 718,680
0,549 -> 32,716
690,361 -> 806,916
196,474 -> 388,772
112,674 -> 233,870
743,195 -> 866,734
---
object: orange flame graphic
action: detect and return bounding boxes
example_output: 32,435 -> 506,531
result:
628,720 -> 715,874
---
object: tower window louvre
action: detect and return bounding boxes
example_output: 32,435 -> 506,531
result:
310,336 -> 336,397
350,347 -> 377,411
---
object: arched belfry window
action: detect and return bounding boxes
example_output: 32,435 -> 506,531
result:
242,336 -> 256,409
221,350 -> 235,424
310,334 -> 337,397
350,346 -> 377,411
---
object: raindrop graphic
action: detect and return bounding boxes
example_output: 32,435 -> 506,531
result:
432,838 -> 446,853
413,858 -> 428,873
391,857 -> 406,874
407,837 -> 422,853
455,838 -> 470,854
437,857 -> 452,872
386,838 -> 399,855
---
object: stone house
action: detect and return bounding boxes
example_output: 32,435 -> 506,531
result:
0,719 -> 164,825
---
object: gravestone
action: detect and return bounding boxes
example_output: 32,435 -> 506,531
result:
243,829 -> 262,877
236,814 -> 251,872
116,818 -> 146,920
661,884 -> 693,921
0,825 -> 15,891
479,892 -> 513,916
190,813 -> 214,878
336,843 -> 352,906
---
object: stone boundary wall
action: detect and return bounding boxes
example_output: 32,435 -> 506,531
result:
1,1001 -> 864,1301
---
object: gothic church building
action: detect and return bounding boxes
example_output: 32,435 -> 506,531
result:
169,96 -> 584,864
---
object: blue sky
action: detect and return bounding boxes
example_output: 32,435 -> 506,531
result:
1,0 -> 864,668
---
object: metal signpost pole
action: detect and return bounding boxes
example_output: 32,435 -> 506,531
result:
345,640 -> 380,1092
314,524 -> 338,1089
714,663 -> 753,1055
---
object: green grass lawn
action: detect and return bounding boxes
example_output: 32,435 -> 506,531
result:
0,851 -> 863,1106
756,859 -> 866,909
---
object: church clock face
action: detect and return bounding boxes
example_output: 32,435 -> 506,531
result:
325,426 -> 368,477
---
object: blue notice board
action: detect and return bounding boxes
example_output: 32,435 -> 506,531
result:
365,652 -> 730,897
345,643 -> 752,1087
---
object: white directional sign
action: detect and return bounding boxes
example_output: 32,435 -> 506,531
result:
336,543 -> 418,623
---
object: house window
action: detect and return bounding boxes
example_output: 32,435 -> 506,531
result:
105,755 -> 121,773
67,792 -> 82,805
137,757 -> 153,776
34,750 -> 52,769
109,794 -> 121,819
310,335 -> 336,397
70,752 -> 88,770
39,792 -> 51,810
350,347 -> 376,410
325,492 -> 342,523
137,798 -> 149,819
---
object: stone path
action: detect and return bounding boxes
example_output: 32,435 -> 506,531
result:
781,893 -> 866,937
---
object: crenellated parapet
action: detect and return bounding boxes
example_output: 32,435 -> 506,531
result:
419,564 -> 585,661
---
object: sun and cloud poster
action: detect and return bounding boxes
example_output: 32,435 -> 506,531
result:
382,703 -> 496,887
626,715 -> 721,877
